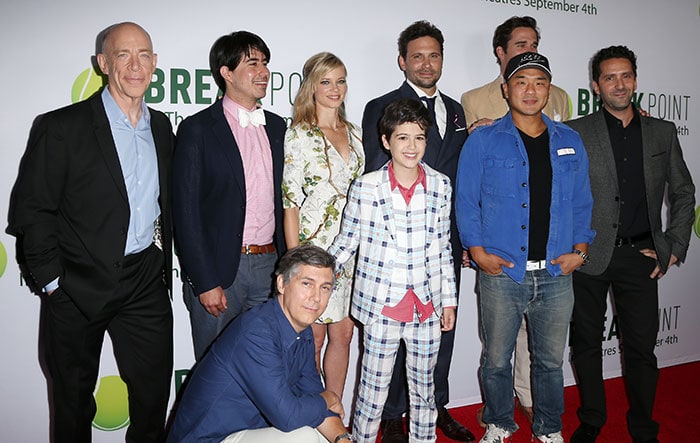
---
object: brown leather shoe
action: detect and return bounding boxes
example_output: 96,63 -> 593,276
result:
381,418 -> 408,443
436,407 -> 476,442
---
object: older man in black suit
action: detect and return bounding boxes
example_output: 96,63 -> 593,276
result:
567,46 -> 695,443
361,20 -> 473,443
8,22 -> 174,442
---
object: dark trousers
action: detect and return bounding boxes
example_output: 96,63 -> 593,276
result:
571,240 -> 659,441
44,244 -> 173,443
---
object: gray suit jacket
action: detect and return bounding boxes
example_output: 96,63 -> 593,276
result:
567,110 -> 695,275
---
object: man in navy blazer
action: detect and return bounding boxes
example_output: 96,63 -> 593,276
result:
8,22 -> 174,442
173,31 -> 287,360
361,20 -> 473,443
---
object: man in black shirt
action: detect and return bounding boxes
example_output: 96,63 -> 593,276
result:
456,52 -> 594,443
567,45 -> 695,443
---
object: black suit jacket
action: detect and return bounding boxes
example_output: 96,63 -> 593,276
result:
361,81 -> 468,277
7,91 -> 174,319
172,99 -> 287,295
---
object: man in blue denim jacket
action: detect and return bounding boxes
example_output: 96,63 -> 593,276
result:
455,52 -> 595,443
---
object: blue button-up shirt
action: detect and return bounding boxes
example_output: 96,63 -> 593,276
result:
455,112 -> 595,283
102,87 -> 160,255
167,298 -> 334,442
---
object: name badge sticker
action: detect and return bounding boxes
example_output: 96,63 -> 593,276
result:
557,147 -> 575,156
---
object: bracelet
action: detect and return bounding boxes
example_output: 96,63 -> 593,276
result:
573,249 -> 590,266
334,432 -> 355,442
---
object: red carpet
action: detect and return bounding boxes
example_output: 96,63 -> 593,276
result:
434,361 -> 700,442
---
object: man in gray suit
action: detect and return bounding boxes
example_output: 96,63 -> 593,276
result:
567,46 -> 695,443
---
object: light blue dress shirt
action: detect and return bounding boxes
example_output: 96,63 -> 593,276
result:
101,87 -> 160,255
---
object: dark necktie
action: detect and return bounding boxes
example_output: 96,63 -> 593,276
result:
421,96 -> 443,142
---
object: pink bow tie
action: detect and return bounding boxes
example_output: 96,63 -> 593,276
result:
238,107 -> 266,128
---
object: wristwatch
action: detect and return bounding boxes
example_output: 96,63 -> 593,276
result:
334,432 -> 355,442
573,249 -> 590,266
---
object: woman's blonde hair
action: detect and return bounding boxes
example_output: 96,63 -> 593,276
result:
291,52 -> 349,128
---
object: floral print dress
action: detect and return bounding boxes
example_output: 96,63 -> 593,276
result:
282,122 -> 364,323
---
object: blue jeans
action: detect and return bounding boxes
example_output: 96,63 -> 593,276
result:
479,270 -> 573,435
184,252 -> 277,360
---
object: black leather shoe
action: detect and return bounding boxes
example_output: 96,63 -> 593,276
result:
436,407 -> 476,442
381,418 -> 408,443
571,423 -> 600,443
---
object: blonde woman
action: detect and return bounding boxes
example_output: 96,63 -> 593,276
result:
282,52 -> 364,399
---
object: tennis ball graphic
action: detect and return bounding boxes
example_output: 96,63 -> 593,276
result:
72,67 -> 105,103
92,375 -> 130,431
694,205 -> 700,239
0,241 -> 7,278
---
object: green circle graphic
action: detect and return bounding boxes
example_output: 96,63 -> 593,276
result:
0,240 -> 7,278
71,67 -> 105,103
93,375 -> 130,431
694,205 -> 700,239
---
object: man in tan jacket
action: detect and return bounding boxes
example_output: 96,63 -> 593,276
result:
461,16 -> 570,132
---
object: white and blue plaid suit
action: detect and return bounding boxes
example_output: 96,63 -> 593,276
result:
328,162 -> 458,442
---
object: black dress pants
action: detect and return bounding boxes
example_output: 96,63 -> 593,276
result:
571,240 -> 660,441
44,244 -> 173,443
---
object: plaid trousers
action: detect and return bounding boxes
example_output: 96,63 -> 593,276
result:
353,315 -> 441,442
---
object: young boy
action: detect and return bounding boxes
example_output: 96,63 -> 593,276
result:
328,98 -> 457,443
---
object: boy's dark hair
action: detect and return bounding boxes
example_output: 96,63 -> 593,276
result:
398,20 -> 444,60
591,45 -> 638,83
209,31 -> 271,92
492,16 -> 540,65
379,98 -> 432,140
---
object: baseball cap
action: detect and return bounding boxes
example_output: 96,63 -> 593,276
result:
504,52 -> 552,81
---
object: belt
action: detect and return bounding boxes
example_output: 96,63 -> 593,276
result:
614,232 -> 651,247
241,243 -> 275,255
526,260 -> 547,271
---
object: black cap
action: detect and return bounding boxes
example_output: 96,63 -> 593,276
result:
504,52 -> 552,81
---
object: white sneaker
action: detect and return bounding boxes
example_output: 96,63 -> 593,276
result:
480,424 -> 512,443
535,431 -> 564,443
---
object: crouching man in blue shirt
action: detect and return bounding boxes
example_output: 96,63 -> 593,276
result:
167,245 -> 354,443
455,52 -> 595,443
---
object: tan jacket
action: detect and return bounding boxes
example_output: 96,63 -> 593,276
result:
461,77 -> 571,126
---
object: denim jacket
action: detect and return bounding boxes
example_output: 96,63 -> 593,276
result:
455,112 -> 595,283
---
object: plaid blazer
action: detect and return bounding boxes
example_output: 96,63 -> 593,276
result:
328,162 -> 458,326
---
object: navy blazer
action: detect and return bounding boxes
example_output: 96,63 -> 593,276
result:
361,82 -> 468,276
7,91 -> 174,320
361,81 -> 467,182
172,99 -> 287,295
